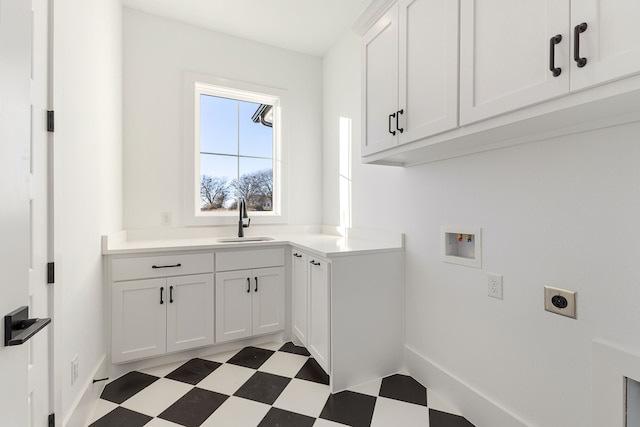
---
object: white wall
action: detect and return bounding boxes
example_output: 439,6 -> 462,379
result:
323,31 -> 640,427
54,0 -> 122,422
123,8 -> 323,229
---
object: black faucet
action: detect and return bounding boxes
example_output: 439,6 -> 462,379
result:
238,199 -> 250,237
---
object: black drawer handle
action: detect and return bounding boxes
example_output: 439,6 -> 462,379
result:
549,34 -> 562,77
388,113 -> 396,136
152,263 -> 182,269
160,287 -> 164,304
574,22 -> 588,68
310,260 -> 321,266
293,253 -> 302,258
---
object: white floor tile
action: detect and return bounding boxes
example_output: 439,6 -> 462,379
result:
200,396 -> 271,427
346,377 -> 382,397
202,348 -> 242,364
370,396 -> 429,427
273,378 -> 330,418
427,389 -> 462,416
197,363 -> 256,395
139,360 -> 186,378
144,418 -> 184,427
258,351 -> 308,378
120,378 -> 193,417
87,398 -> 118,424
255,341 -> 285,351
313,418 -> 351,427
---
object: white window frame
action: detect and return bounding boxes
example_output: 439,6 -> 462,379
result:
183,72 -> 287,226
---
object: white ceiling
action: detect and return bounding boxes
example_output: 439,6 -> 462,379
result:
122,0 -> 373,56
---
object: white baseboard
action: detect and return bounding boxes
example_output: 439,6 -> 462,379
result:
404,345 -> 531,427
63,356 -> 107,427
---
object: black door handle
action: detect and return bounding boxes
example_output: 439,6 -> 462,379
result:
254,277 -> 258,292
169,286 -> 174,303
4,306 -> 51,346
388,113 -> 396,136
396,109 -> 404,133
549,34 -> 562,77
574,23 -> 588,68
160,287 -> 164,304
246,278 -> 250,293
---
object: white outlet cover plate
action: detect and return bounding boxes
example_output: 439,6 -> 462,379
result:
544,285 -> 577,319
488,273 -> 503,299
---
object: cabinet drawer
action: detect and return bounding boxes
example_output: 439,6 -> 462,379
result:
216,248 -> 285,272
112,253 -> 214,281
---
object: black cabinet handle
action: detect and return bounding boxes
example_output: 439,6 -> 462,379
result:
293,253 -> 302,258
160,287 -> 164,304
549,34 -> 562,77
246,278 -> 250,293
310,260 -> 321,266
396,109 -> 404,133
388,113 -> 396,136
152,263 -> 182,269
254,277 -> 258,292
574,22 -> 588,68
169,286 -> 174,303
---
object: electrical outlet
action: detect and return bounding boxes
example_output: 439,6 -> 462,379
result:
71,355 -> 79,385
161,212 -> 172,226
544,285 -> 577,319
487,273 -> 503,299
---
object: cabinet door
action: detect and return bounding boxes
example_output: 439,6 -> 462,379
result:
252,267 -> 285,336
292,252 -> 309,346
460,0 -> 570,125
362,4 -> 399,155
167,274 -> 214,353
215,270 -> 252,343
571,1 -> 640,91
112,278 -> 166,363
308,259 -> 330,374
398,0 -> 459,143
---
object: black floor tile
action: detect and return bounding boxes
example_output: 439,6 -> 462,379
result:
258,407 -> 316,427
319,390 -> 377,427
430,409 -> 476,427
226,346 -> 275,369
295,358 -> 329,385
165,357 -> 222,385
100,371 -> 159,404
88,406 -> 152,427
158,387 -> 228,427
379,373 -> 427,406
234,371 -> 292,405
278,341 -> 311,357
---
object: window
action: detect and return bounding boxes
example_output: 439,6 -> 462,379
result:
184,74 -> 285,225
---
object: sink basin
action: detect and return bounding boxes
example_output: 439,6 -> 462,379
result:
217,236 -> 275,243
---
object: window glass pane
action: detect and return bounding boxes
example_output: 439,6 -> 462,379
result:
239,101 -> 273,158
200,95 -> 237,156
238,157 -> 273,211
200,154 -> 237,210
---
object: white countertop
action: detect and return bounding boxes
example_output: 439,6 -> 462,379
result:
102,226 -> 404,258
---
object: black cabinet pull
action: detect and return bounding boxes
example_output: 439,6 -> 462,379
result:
254,277 -> 258,292
388,113 -> 396,136
310,260 -> 321,266
160,287 -> 164,304
169,286 -> 174,303
549,34 -> 562,77
574,22 -> 588,68
152,263 -> 182,269
396,109 -> 404,133
293,253 -> 302,258
246,278 -> 250,293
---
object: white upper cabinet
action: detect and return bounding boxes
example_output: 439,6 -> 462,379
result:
570,1 -> 640,91
460,0 -> 570,125
362,0 -> 459,156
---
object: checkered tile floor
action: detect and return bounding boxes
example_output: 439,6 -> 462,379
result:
89,342 -> 476,427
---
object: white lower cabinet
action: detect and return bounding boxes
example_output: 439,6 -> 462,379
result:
215,267 -> 285,343
111,273 -> 214,363
292,250 -> 331,374
215,248 -> 285,343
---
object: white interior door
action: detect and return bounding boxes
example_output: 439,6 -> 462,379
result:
0,0 -> 38,424
29,0 -> 53,425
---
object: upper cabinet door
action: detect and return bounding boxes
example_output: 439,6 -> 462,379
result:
362,5 -> 399,156
398,0 -> 459,144
570,0 -> 640,91
460,0 -> 570,125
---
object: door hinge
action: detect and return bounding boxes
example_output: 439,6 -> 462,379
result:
48,413 -> 55,427
47,262 -> 55,284
47,110 -> 54,132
